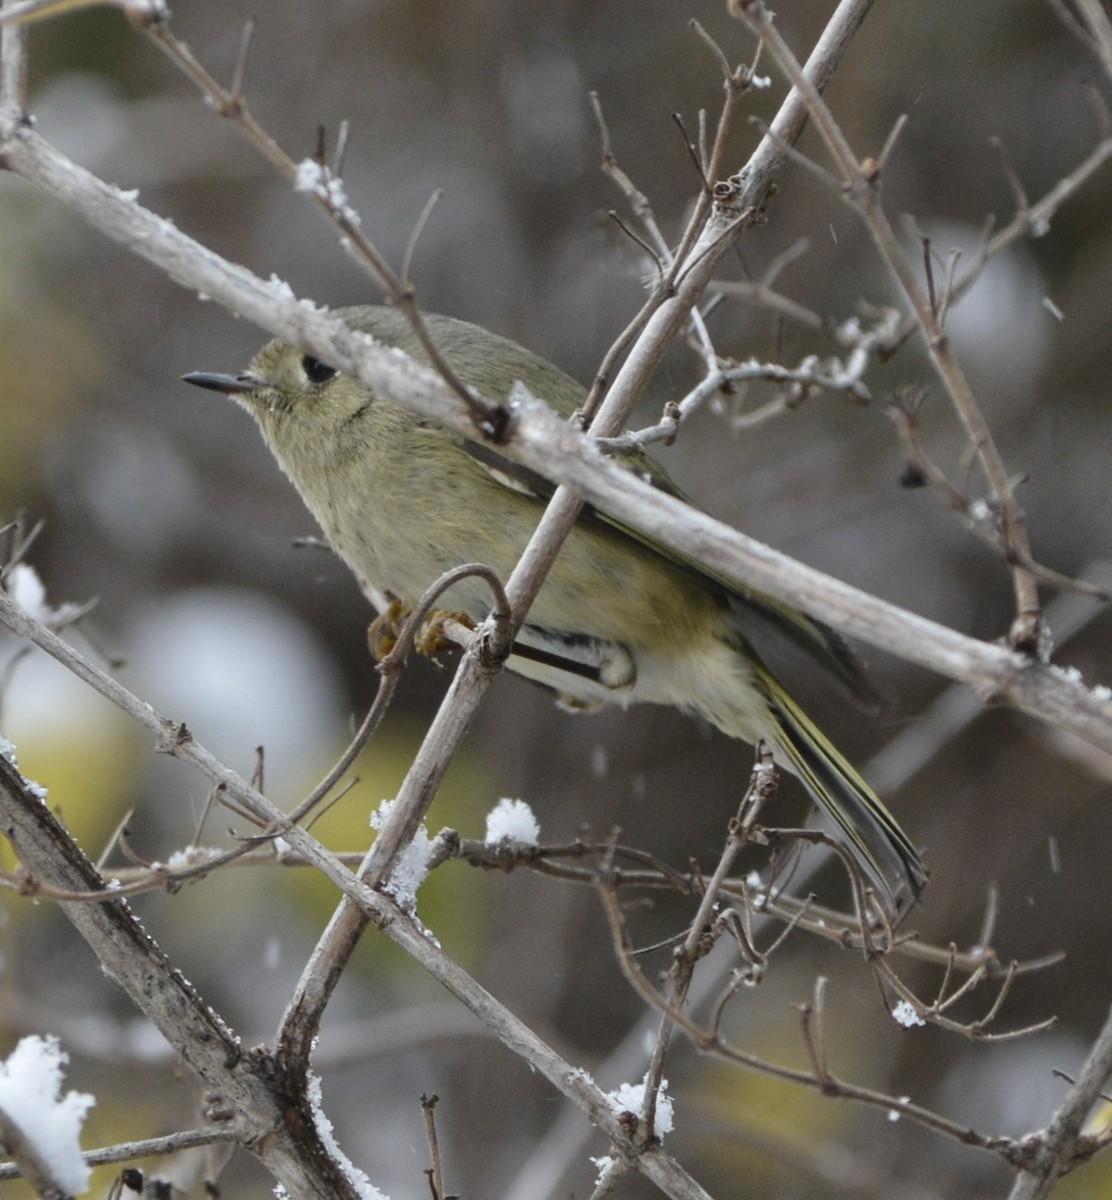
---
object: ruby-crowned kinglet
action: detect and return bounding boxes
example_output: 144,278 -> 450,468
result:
184,305 -> 926,911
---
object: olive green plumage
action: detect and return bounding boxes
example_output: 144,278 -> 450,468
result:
185,305 -> 927,911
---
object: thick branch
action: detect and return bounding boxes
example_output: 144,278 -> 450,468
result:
0,601 -> 712,1200
0,132 -> 1105,746
0,127 -> 1105,744
0,754 -> 368,1200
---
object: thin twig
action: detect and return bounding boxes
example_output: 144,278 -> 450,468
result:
0,1125 -> 243,1181
594,867 -> 1027,1159
421,1094 -> 447,1200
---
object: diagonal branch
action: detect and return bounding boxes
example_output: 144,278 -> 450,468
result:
0,595 -> 714,1200
0,753 -> 368,1200
731,0 -> 1045,651
1006,1001 -> 1112,1197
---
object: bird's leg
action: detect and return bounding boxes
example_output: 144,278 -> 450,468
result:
367,598 -> 408,661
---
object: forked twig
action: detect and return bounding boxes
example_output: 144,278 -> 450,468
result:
731,0 -> 1046,651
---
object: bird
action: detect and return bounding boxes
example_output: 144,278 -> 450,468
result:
184,304 -> 926,913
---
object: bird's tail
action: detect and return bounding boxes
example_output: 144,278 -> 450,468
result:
753,665 -> 927,914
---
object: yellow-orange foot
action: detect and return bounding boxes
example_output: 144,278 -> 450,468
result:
367,599 -> 408,661
415,610 -> 476,658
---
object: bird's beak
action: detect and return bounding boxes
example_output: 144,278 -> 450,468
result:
182,371 -> 266,396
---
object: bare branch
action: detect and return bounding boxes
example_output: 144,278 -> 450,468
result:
0,601 -> 714,1200
732,0 -> 1045,650
1007,1001 -> 1112,1196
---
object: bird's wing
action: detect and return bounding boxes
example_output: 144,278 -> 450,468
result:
462,433 -> 881,710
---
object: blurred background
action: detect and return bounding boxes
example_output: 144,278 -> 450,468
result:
1,0 -> 1112,1196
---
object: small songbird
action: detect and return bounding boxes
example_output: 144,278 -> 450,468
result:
184,305 -> 926,912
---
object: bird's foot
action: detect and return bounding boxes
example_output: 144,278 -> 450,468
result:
415,610 -> 476,658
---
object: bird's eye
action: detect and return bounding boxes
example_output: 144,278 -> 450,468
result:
301,355 -> 338,384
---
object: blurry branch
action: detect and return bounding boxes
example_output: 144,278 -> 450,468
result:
311,1004 -> 499,1070
712,235 -> 825,326
1051,0 -> 1112,84
888,393 -> 1110,602
0,0 -> 23,111
946,102 -> 1112,310
0,0 -> 162,24
730,0 -> 1044,653
0,1127 -> 240,1184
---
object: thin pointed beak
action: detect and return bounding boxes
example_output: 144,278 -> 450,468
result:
182,371 -> 266,396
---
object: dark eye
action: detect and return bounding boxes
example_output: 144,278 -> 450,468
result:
301,355 -> 338,384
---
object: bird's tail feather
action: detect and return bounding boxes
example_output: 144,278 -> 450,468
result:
753,666 -> 927,913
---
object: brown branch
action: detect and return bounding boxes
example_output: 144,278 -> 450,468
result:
731,0 -> 1045,652
594,860 -> 1026,1161
0,754 -> 366,1199
1006,1001 -> 1112,1196
0,1126 -> 242,1183
0,603 -> 714,1199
